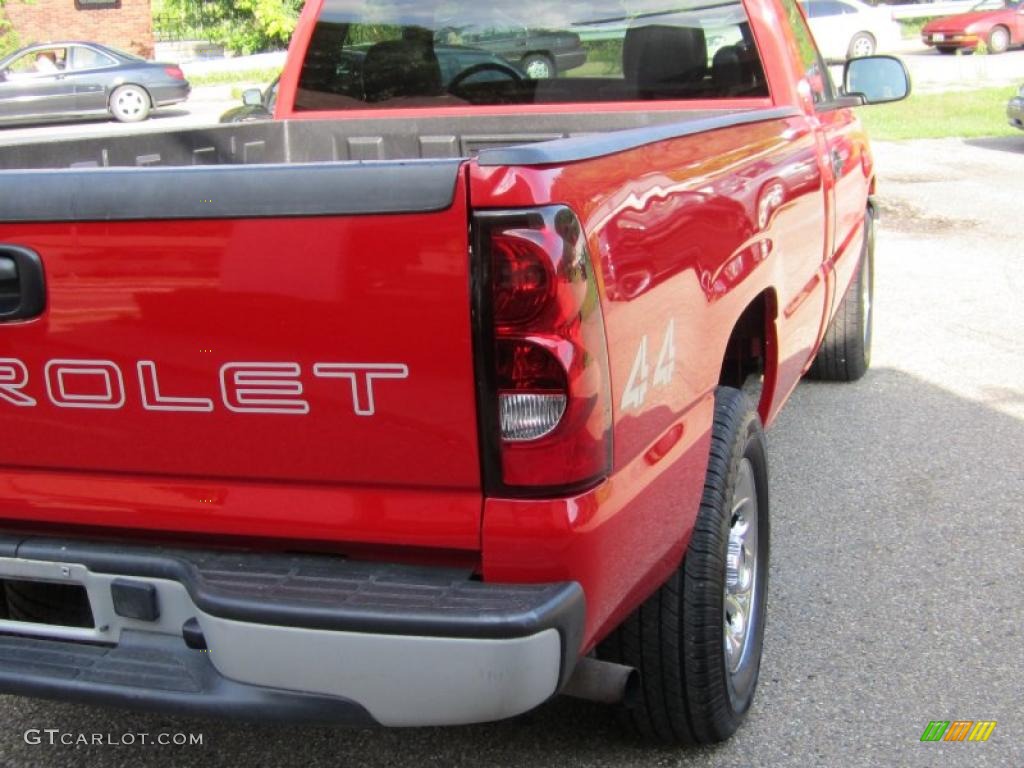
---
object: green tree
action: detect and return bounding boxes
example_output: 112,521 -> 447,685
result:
158,0 -> 303,55
0,1 -> 20,59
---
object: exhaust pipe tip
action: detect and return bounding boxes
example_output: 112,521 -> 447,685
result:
561,656 -> 640,706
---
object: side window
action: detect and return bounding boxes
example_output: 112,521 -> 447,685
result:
5,48 -> 67,76
70,47 -> 117,70
4,52 -> 37,75
816,1 -> 845,17
779,0 -> 834,106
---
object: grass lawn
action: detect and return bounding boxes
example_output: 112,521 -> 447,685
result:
187,67 -> 281,88
856,85 -> 1020,140
898,19 -> 927,40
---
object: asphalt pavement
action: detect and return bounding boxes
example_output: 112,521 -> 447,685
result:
0,95 -> 235,147
894,46 -> 1024,92
0,134 -> 1022,766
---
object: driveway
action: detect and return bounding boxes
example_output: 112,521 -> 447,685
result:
0,135 -> 1020,766
899,47 -> 1024,92
0,89 -> 237,147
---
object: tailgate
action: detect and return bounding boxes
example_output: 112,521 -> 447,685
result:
0,161 -> 482,549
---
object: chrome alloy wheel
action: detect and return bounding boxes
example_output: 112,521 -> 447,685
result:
989,27 -> 1009,54
111,85 -> 149,122
851,36 -> 874,58
524,57 -> 553,79
861,210 -> 875,356
861,242 -> 873,349
724,457 -> 760,675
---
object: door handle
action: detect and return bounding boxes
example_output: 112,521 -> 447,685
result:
0,246 -> 46,321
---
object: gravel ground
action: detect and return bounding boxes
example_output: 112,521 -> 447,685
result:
0,136 -> 1022,766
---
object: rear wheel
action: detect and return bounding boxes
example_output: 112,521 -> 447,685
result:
988,26 -> 1010,54
109,84 -> 151,123
598,387 -> 769,744
807,206 -> 874,382
848,32 -> 876,59
522,54 -> 556,79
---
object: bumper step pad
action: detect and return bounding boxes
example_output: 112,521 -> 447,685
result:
0,629 -> 375,721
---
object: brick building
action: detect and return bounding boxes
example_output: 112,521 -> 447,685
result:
4,0 -> 154,58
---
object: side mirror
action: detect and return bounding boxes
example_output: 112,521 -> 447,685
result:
843,55 -> 911,105
242,88 -> 263,107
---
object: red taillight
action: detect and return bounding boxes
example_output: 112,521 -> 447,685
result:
491,232 -> 553,327
496,339 -> 567,392
164,66 -> 185,80
474,207 -> 613,494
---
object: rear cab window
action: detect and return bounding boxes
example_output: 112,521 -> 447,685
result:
295,0 -> 770,111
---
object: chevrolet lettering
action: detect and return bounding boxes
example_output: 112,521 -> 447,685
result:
0,358 -> 409,415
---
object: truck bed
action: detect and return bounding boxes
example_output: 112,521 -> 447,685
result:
0,109 -> 757,171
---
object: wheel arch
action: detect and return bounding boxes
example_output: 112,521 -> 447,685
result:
717,288 -> 779,425
522,50 -> 555,61
988,24 -> 1011,48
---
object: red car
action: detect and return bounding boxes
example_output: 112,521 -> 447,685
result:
922,0 -> 1024,54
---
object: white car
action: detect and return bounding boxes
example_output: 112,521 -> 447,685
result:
801,0 -> 903,60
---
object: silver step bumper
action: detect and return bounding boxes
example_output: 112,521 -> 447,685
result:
0,537 -> 585,726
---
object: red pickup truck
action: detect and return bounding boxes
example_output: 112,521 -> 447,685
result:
0,0 -> 907,744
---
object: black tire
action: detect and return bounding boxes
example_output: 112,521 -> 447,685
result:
598,387 -> 770,744
522,54 -> 556,79
847,32 -> 876,59
3,581 -> 94,627
109,84 -> 152,123
807,206 -> 874,382
987,26 -> 1010,55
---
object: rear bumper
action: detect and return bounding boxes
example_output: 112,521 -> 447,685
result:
0,536 -> 584,726
555,50 -> 588,72
922,33 -> 979,48
150,81 -> 191,107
